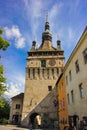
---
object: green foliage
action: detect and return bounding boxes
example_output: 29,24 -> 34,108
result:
0,28 -> 10,51
0,28 -> 3,34
0,97 -> 10,121
0,118 -> 8,125
0,65 -> 7,96
0,28 -> 10,107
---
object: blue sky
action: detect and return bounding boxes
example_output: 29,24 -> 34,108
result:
0,0 -> 87,98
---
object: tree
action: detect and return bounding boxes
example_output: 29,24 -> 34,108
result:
0,97 -> 10,119
0,28 -> 10,50
0,97 -> 10,124
0,28 -> 10,108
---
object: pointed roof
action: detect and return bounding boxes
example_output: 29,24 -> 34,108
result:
29,15 -> 64,53
37,14 -> 56,51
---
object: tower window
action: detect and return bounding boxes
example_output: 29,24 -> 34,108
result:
47,68 -> 49,79
42,68 -> 45,78
28,69 -> 30,78
38,68 -> 40,77
57,68 -> 59,75
33,68 -> 35,79
83,48 -> 87,64
52,68 -> 54,79
48,86 -> 52,91
41,60 -> 46,67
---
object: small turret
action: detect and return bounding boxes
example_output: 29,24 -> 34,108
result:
57,40 -> 61,50
30,40 -> 36,51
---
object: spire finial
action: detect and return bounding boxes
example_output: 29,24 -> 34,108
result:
46,12 -> 48,22
57,34 -> 59,40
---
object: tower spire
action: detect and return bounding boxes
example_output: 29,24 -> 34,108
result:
46,12 -> 48,22
45,13 -> 50,31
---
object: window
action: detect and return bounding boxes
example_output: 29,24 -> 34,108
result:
38,68 -> 40,77
83,48 -> 87,64
28,69 -> 30,78
47,68 -> 49,79
16,104 -> 20,109
69,70 -> 72,81
57,68 -> 59,75
41,60 -> 46,67
42,68 -> 45,78
48,86 -> 52,91
66,76 -> 68,85
33,68 -> 35,79
79,83 -> 84,98
67,94 -> 70,104
75,60 -> 80,73
52,68 -> 54,79
71,90 -> 74,103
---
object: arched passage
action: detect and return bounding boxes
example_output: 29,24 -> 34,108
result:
29,113 -> 41,128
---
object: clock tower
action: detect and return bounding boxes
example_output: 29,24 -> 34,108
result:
21,15 -> 65,128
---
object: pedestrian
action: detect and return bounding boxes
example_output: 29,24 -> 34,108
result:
29,124 -> 32,130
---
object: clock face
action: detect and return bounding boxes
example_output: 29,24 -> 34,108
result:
49,59 -> 56,66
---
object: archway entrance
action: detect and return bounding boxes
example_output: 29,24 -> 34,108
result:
29,113 -> 41,128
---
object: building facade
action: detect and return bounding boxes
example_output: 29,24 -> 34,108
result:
64,27 -> 87,126
21,16 -> 65,128
9,93 -> 24,124
56,73 -> 68,130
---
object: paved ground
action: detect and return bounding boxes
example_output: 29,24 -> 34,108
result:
0,125 -> 58,130
0,125 -> 29,130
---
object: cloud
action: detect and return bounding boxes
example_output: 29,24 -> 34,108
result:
4,25 -> 26,49
23,0 -> 64,46
5,82 -> 21,98
23,0 -> 43,38
24,0 -> 42,19
15,36 -> 25,48
4,72 -> 25,98
49,2 -> 63,22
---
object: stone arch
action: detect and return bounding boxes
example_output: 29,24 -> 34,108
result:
29,112 -> 41,128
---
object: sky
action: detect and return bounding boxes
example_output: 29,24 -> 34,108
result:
0,0 -> 87,98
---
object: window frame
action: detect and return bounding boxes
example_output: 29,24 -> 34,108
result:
79,83 -> 84,98
67,93 -> 70,104
69,70 -> 72,81
48,85 -> 52,91
75,60 -> 80,73
41,60 -> 46,68
16,104 -> 20,109
71,90 -> 74,103
83,48 -> 87,64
